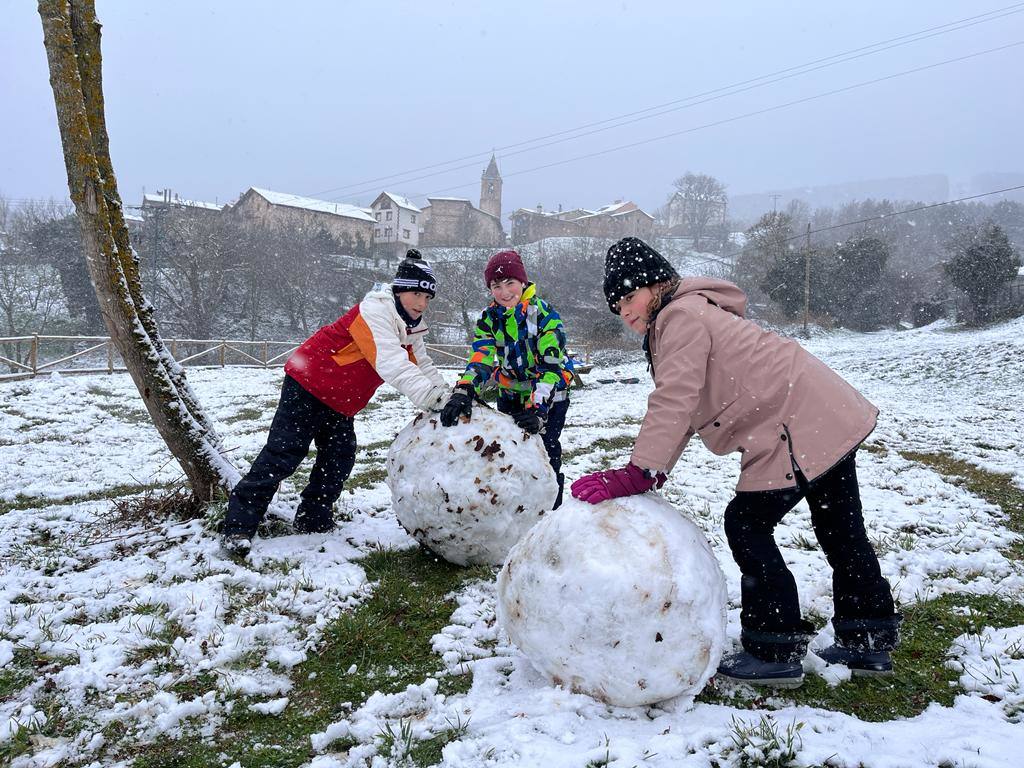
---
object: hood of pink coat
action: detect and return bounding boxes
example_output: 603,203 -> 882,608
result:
674,277 -> 748,318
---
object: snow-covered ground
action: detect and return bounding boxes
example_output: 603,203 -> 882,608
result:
1,317 -> 1022,767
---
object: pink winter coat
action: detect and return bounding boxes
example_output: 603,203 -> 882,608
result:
631,278 -> 877,492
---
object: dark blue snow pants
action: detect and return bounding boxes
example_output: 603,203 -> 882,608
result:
497,393 -> 569,508
723,452 -> 899,661
224,375 -> 356,537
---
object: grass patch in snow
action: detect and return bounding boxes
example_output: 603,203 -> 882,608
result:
859,440 -> 888,456
13,415 -> 59,432
563,434 -> 636,463
222,405 -> 269,424
700,592 -> 1024,721
0,482 -> 173,516
130,547 -> 490,768
901,449 -> 1024,558
346,466 -> 389,491
361,438 -> 394,454
0,650 -> 34,701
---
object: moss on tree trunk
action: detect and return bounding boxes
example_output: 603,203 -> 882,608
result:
38,0 -> 238,501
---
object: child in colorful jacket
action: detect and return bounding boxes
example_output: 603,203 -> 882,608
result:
440,249 -> 572,508
571,237 -> 900,687
221,251 -> 449,554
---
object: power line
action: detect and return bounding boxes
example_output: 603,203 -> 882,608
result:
14,6 -> 1019,213
301,2 -> 1024,203
417,39 -> 1024,201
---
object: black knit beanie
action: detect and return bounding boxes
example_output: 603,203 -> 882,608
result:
603,237 -> 678,314
392,249 -> 437,298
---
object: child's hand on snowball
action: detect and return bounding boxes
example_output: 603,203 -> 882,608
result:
570,463 -> 663,504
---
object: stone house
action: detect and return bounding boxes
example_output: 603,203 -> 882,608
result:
419,155 -> 505,247
420,198 -> 504,247
574,201 -> 655,239
510,200 -> 654,243
510,205 -> 586,243
230,187 -> 375,247
141,190 -> 225,216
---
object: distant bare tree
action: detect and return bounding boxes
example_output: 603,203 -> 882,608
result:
157,213 -> 243,340
0,196 -> 68,369
432,255 -> 489,342
669,172 -> 728,251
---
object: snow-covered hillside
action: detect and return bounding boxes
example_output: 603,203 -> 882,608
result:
1,318 -> 1022,767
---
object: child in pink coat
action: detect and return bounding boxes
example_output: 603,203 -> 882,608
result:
572,237 -> 900,688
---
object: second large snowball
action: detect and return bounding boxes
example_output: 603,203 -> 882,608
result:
497,494 -> 727,707
387,406 -> 558,566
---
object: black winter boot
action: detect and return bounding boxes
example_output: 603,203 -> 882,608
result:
717,623 -> 815,688
293,512 -> 336,534
830,614 -> 902,652
220,531 -> 253,558
814,645 -> 892,676
553,473 -> 564,510
815,614 -> 902,676
716,651 -> 804,688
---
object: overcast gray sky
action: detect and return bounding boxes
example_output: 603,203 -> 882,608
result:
3,1 -> 1022,216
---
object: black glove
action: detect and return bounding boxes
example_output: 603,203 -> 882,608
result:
512,408 -> 545,434
440,385 -> 474,427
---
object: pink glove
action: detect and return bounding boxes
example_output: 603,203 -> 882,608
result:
570,463 -> 666,504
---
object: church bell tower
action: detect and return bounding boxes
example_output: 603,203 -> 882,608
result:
480,153 -> 502,221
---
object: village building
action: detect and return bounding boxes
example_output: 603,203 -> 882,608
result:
136,190 -> 223,249
662,190 -> 728,236
141,190 -> 225,216
510,205 -> 585,243
369,191 -> 421,262
510,200 -> 654,243
229,187 -> 375,247
574,200 -> 655,239
419,155 -> 505,247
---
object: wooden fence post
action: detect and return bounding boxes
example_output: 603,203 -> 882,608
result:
107,338 -> 114,374
30,334 -> 39,376
263,341 -> 268,368
219,341 -> 226,367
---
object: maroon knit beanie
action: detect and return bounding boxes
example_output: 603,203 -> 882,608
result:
484,250 -> 528,286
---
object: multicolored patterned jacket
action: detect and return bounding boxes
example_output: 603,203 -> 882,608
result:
457,283 -> 571,413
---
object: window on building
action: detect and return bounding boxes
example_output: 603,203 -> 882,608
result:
375,228 -> 381,237
410,214 -> 416,223
375,212 -> 381,221
403,229 -> 410,239
385,227 -> 392,238
386,210 -> 392,221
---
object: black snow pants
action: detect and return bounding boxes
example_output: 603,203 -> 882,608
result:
223,375 -> 357,537
497,393 -> 569,508
723,451 -> 899,662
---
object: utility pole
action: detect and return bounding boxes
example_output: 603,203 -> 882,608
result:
803,222 -> 811,338
770,194 -> 782,213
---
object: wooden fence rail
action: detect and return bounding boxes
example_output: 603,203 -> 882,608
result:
0,334 -> 591,383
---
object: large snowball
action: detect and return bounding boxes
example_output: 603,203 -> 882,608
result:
386,407 -> 558,566
497,494 -> 727,707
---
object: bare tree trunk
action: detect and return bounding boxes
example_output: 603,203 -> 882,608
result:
38,0 -> 238,500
